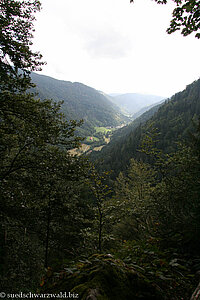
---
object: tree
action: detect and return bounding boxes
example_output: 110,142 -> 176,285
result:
130,0 -> 200,38
0,93 -> 86,290
87,165 -> 112,253
140,125 -> 200,251
0,0 -> 44,91
0,0 -> 46,289
20,146 -> 89,268
111,158 -> 157,242
0,0 -> 91,291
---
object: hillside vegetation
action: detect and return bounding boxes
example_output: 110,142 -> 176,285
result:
93,78 -> 200,177
31,73 -> 129,137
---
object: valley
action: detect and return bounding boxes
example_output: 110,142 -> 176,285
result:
69,124 -> 126,155
30,73 -> 129,138
30,72 -> 168,159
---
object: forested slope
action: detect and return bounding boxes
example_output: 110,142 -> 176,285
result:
31,73 -> 129,136
93,78 -> 200,177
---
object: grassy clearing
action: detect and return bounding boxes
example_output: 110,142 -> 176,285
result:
86,136 -> 99,142
94,127 -> 112,133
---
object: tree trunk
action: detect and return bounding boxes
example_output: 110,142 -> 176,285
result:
191,281 -> 200,300
44,202 -> 51,268
98,213 -> 103,253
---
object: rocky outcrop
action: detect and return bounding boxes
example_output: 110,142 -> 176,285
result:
40,254 -> 164,300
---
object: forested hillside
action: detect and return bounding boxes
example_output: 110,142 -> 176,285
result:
93,78 -> 200,177
31,72 -> 129,136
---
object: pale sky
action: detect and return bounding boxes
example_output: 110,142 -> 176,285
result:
32,0 -> 200,98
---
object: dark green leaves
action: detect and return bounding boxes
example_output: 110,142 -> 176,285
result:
152,0 -> 200,38
0,0 -> 44,91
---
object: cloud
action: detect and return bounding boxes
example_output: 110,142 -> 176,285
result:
81,27 -> 132,59
42,0 -> 133,60
33,0 -> 200,97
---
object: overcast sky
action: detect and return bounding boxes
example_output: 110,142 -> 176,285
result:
33,0 -> 200,97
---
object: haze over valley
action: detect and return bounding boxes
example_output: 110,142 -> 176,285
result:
31,72 -> 167,154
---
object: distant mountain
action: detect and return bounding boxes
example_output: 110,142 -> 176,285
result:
109,93 -> 166,116
30,73 -> 129,136
92,78 -> 200,177
109,93 -> 123,97
131,99 -> 165,120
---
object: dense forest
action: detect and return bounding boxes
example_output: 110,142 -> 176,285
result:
1,0 -> 200,299
92,78 -> 200,177
30,72 -> 129,137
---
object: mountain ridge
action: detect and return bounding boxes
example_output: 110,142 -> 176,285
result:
30,72 -> 129,136
109,93 -> 166,116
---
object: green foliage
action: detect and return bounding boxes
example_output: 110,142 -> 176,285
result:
40,246 -> 197,299
115,240 -> 197,299
1,223 -> 44,292
93,78 -> 200,178
94,127 -> 112,134
34,98 -> 200,300
167,0 -> 200,38
111,120 -> 200,252
131,0 -> 200,39
0,1 -> 47,288
107,158 -> 157,246
91,102 -> 163,177
0,0 -> 44,91
0,0 -> 92,292
35,85 -> 200,299
85,166 -> 113,253
151,143 -> 200,251
0,89 -> 90,290
86,136 -> 100,142
40,254 -> 165,300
